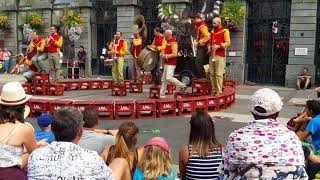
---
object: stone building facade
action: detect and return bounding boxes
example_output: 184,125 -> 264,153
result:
0,0 -> 319,87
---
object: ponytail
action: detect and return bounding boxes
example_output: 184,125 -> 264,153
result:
111,133 -> 130,163
108,122 -> 139,165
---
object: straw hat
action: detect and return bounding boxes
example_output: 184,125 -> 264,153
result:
0,82 -> 32,119
0,82 -> 32,106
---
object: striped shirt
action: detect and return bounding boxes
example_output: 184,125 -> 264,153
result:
186,145 -> 222,180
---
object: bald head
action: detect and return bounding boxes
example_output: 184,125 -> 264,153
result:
213,17 -> 222,29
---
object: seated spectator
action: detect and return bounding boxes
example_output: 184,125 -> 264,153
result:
179,111 -> 223,180
102,122 -> 144,178
297,67 -> 312,90
10,54 -> 25,75
78,108 -> 115,155
28,107 -> 131,180
297,100 -> 320,162
133,137 -> 176,180
35,113 -> 55,144
219,88 -> 307,179
0,82 -> 38,179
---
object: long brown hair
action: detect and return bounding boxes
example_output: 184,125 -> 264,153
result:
0,104 -> 26,124
110,122 -> 139,164
140,146 -> 173,180
189,111 -> 221,157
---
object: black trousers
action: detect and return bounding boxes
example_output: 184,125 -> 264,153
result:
195,46 -> 209,78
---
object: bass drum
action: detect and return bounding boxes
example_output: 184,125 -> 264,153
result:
137,45 -> 159,72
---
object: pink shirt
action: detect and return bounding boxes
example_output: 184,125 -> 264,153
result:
0,52 -> 4,60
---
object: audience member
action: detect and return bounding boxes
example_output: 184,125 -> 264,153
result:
28,107 -> 130,180
0,82 -> 38,179
2,48 -> 11,73
297,67 -> 312,90
10,54 -> 25,75
133,137 -> 176,180
78,45 -> 86,78
219,88 -> 307,179
179,111 -> 223,180
35,113 -> 55,144
102,122 -> 143,178
297,100 -> 320,162
78,108 -> 115,155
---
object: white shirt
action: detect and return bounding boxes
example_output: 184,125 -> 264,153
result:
28,141 -> 113,180
78,130 -> 115,155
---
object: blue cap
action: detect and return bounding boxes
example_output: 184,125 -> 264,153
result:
37,113 -> 53,127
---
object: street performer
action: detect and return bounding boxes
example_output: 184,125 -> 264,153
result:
108,31 -> 128,84
47,25 -> 63,82
190,13 -> 211,78
208,17 -> 231,96
31,31 -> 48,73
130,15 -> 147,82
160,30 -> 187,98
151,27 -> 167,85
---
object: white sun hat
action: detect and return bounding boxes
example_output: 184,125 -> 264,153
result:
0,82 -> 32,106
248,88 -> 283,116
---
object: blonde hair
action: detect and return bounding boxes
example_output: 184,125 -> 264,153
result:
140,146 -> 173,180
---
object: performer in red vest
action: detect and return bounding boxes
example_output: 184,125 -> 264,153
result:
190,13 -> 211,78
31,31 -> 47,73
151,27 -> 167,85
160,30 -> 186,98
208,17 -> 231,96
46,25 -> 63,82
108,31 -> 128,84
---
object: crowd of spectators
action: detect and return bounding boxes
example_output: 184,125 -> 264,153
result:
2,81 -> 320,179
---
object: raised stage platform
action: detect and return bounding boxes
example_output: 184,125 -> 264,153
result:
0,74 -> 237,120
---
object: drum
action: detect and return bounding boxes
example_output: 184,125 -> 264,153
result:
137,45 -> 159,71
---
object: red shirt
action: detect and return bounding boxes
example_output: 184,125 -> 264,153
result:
32,37 -> 45,54
210,26 -> 229,57
47,33 -> 62,53
195,20 -> 209,46
154,36 -> 165,47
114,39 -> 125,57
164,38 -> 178,66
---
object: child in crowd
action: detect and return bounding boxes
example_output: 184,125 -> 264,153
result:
35,113 -> 55,144
133,137 -> 176,180
10,54 -> 25,75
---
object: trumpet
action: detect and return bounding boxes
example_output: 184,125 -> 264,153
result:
190,35 -> 197,57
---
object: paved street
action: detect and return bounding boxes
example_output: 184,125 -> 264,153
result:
1,74 -> 318,163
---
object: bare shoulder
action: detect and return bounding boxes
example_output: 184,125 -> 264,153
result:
101,145 -> 112,161
179,144 -> 188,153
18,122 -> 34,134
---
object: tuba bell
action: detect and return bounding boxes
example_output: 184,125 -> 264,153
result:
130,15 -> 148,55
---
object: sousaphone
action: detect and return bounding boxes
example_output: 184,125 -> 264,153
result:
130,15 -> 159,71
